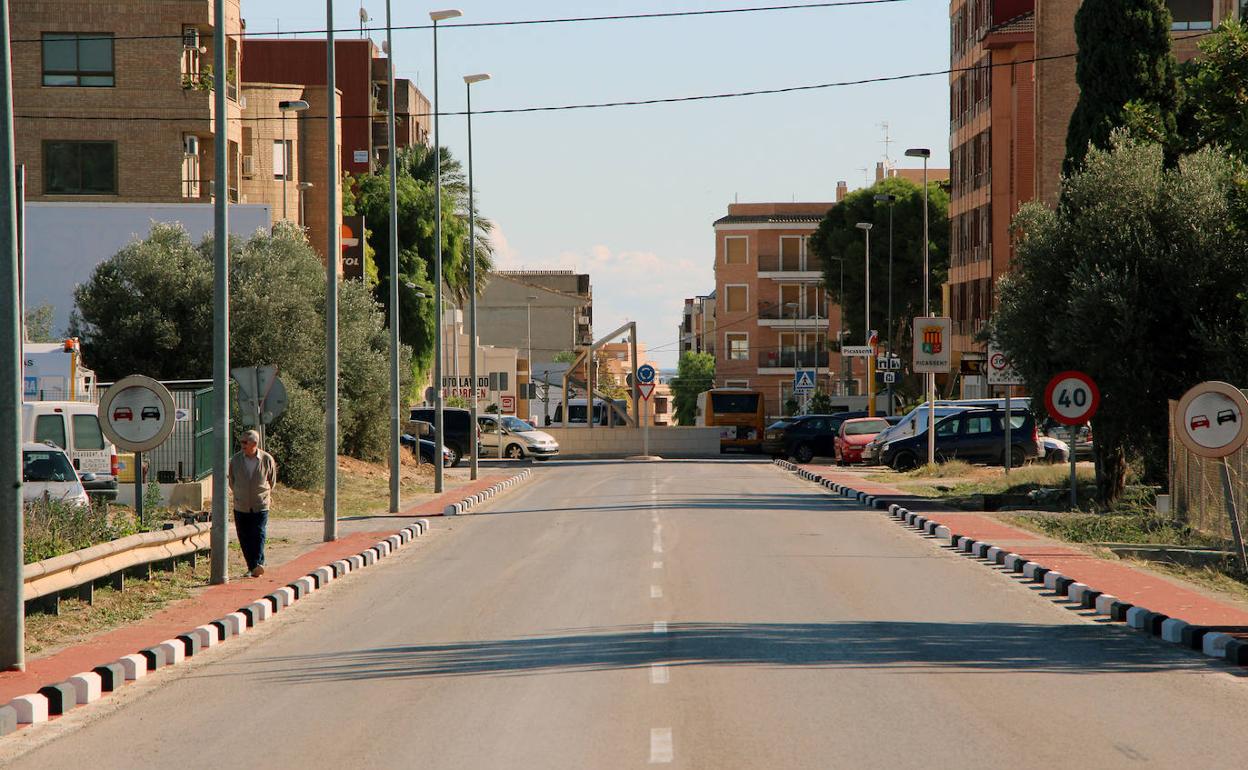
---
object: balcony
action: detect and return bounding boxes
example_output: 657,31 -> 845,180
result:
757,302 -> 830,327
757,254 -> 822,279
758,350 -> 830,370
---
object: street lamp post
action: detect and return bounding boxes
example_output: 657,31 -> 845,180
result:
429,9 -> 462,495
856,222 -> 873,417
784,301 -> 799,413
209,0 -> 231,583
464,73 -> 490,481
384,0 -> 401,512
324,1 -> 341,542
278,99 -> 309,222
874,193 -> 896,416
906,148 -> 933,464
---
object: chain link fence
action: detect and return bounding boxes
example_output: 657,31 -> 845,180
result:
1169,399 -> 1248,541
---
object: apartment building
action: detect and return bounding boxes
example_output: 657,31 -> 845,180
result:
242,39 -> 430,178
678,292 -> 716,356
13,0 -> 246,204
947,0 -> 1239,394
712,202 -> 838,417
475,271 -> 594,371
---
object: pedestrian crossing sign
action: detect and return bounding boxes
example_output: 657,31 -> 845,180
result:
794,369 -> 817,393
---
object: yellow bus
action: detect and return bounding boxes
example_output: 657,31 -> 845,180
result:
696,389 -> 766,453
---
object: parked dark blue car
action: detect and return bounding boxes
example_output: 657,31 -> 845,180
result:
880,408 -> 1040,471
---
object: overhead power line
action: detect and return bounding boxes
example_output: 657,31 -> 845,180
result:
13,32 -> 1212,124
9,1 -> 911,45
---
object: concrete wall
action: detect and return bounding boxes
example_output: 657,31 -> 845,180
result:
544,427 -> 721,458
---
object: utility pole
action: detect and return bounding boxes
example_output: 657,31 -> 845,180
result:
324,2 -> 340,541
0,0 -> 25,670
209,0 -> 230,586
386,0 -> 402,511
464,72 -> 490,480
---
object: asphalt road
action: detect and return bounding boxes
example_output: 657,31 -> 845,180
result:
8,459 -> 1248,769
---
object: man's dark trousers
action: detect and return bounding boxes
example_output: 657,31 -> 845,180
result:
234,510 -> 268,572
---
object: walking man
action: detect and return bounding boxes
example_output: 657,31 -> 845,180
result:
228,429 -> 277,577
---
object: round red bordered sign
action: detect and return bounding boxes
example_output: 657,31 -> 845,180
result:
1173,381 -> 1248,459
1044,370 -> 1100,426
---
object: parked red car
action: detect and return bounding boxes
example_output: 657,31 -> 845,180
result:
835,417 -> 892,466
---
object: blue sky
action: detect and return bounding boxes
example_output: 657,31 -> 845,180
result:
254,1 -> 951,367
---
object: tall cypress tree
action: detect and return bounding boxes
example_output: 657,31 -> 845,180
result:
1064,0 -> 1178,174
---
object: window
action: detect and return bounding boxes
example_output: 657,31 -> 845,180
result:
725,237 -> 747,265
710,393 -> 760,413
273,139 -> 292,180
43,33 -> 114,87
71,415 -> 106,451
724,285 -> 747,313
965,416 -> 995,435
1167,0 -> 1213,28
34,414 -> 66,448
780,236 -> 803,271
936,417 -> 960,438
44,141 -> 116,194
779,284 -> 802,316
726,333 -> 749,361
724,380 -> 750,389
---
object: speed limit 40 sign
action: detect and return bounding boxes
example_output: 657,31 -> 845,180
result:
1044,371 -> 1100,425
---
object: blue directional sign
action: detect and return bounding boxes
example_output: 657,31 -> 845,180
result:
636,364 -> 656,385
793,369 -> 817,394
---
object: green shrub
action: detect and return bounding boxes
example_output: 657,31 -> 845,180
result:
24,499 -> 139,564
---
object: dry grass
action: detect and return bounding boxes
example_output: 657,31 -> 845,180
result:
268,454 -> 435,519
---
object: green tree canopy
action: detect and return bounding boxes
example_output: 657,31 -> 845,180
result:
346,144 -> 494,382
71,222 -> 411,488
1065,0 -> 1178,173
670,352 -> 715,426
1173,19 -> 1248,159
809,176 -> 949,398
992,136 -> 1248,503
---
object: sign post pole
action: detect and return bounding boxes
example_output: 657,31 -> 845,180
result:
1220,459 -> 1248,572
1004,385 -> 1012,475
643,397 -> 650,458
1070,424 -> 1078,509
135,450 -> 144,527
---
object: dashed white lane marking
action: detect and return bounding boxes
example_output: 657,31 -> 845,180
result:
652,560 -> 663,569
653,539 -> 663,554
650,663 -> 670,684
651,585 -> 663,599
650,728 -> 674,763
653,621 -> 668,634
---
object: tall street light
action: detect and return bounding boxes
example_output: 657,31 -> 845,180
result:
784,301 -> 799,413
278,99 -> 309,222
906,147 -> 934,465
429,8 -> 461,494
209,0 -> 231,585
385,0 -> 401,512
0,0 -> 25,668
856,222 -> 873,417
324,1 -> 341,542
464,72 -> 490,481
874,192 -> 896,416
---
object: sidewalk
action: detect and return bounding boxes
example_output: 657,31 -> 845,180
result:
796,463 -> 1248,630
0,472 -> 516,706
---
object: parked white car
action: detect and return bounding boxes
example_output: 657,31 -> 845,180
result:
477,415 -> 560,460
23,442 -> 92,508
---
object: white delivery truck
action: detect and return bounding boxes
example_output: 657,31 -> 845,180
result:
22,401 -> 119,500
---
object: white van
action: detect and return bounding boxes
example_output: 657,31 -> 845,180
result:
22,401 -> 118,499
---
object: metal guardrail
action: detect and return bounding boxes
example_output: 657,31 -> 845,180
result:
23,522 -> 211,602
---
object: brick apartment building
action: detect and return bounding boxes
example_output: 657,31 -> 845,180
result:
948,0 -> 1241,394
242,39 -> 430,179
711,202 -> 839,417
678,292 -> 716,357
13,0 -> 247,204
